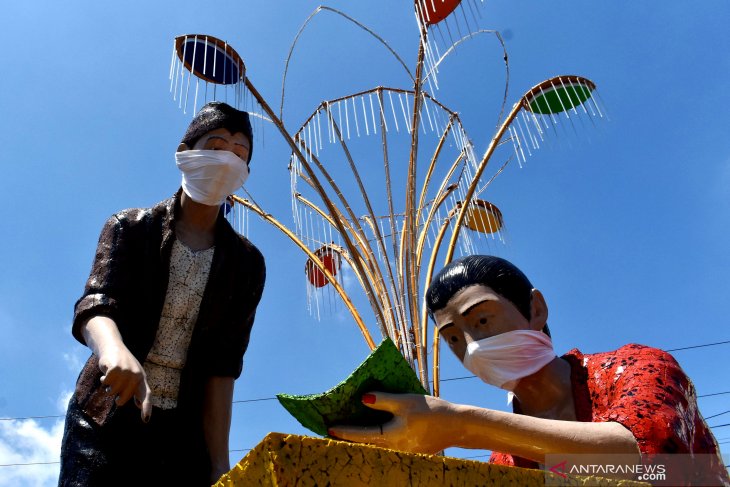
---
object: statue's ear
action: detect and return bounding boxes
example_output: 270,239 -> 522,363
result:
529,289 -> 548,331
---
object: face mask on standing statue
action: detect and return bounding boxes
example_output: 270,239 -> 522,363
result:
175,149 -> 249,206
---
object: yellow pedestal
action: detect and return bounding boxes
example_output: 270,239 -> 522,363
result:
215,432 -> 648,486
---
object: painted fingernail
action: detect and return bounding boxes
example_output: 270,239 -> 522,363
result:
362,393 -> 376,404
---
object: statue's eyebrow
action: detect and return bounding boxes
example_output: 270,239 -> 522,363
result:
461,299 -> 491,317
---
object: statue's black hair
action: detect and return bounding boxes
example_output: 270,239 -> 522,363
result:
426,255 -> 551,336
181,101 -> 254,164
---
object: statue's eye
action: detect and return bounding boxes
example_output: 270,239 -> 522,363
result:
479,318 -> 487,325
450,335 -> 459,343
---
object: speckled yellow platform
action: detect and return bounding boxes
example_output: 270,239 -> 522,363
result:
215,433 -> 649,486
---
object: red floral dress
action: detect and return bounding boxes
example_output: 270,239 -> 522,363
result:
489,344 -> 729,485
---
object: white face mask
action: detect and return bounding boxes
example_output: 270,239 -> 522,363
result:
462,329 -> 556,391
175,150 -> 249,206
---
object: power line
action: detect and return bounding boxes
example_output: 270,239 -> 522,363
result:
0,415 -> 63,422
665,340 -> 730,352
0,397 -> 280,421
705,410 -> 730,421
434,342 -> 730,385
460,453 -> 489,460
437,374 -> 475,383
2,388 -> 729,423
4,429 -> 730,468
699,391 -> 730,398
1,340 -> 727,424
8,386 -> 723,422
8,438 -> 727,469
232,397 -> 277,404
0,461 -> 59,467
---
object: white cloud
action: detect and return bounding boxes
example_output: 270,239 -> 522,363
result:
55,392 -> 73,416
62,352 -> 85,374
0,391 -> 71,487
0,419 -> 63,487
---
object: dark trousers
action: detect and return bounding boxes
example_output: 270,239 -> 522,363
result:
58,396 -> 210,487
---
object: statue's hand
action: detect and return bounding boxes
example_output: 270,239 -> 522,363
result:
327,392 -> 460,454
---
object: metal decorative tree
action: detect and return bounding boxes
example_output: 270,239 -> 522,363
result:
167,1 -> 605,395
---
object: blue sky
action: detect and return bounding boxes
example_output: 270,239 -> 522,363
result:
1,1 -> 728,484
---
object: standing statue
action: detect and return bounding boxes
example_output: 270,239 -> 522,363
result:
59,102 -> 266,486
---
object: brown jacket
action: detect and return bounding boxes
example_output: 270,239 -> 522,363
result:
71,189 -> 265,426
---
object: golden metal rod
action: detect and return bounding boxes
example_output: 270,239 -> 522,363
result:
432,324 -> 441,396
374,91 -> 410,350
423,103 -> 526,389
358,216 -> 404,350
424,216 -> 453,396
415,115 -> 456,216
326,242 -> 403,353
329,116 -> 403,344
325,244 -> 378,304
295,193 -> 370,265
245,76 -> 389,343
443,101 -> 523,264
294,177 -> 376,280
423,103 -> 527,392
325,87 -> 419,107
292,87 -> 454,136
377,89 -> 411,347
414,151 -> 463,273
280,6 -> 414,121
232,195 -> 375,350
294,138 -> 379,278
415,183 -> 457,269
405,41 -> 428,386
295,176 -> 392,331
295,194 -> 395,346
292,136 -> 389,336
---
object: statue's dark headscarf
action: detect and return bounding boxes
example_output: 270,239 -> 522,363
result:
181,101 -> 254,164
426,255 -> 550,336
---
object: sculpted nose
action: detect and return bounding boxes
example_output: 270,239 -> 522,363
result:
462,328 -> 481,346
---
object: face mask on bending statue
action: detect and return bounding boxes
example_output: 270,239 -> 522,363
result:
462,330 -> 556,391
